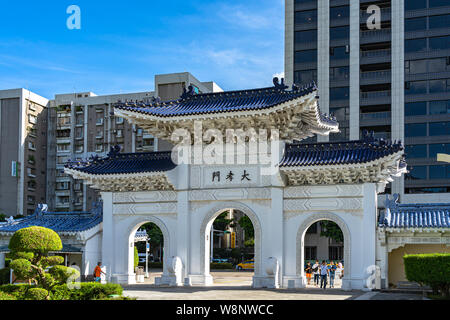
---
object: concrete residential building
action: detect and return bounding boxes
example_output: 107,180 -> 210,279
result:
47,72 -> 222,212
285,0 -> 450,204
0,89 -> 49,216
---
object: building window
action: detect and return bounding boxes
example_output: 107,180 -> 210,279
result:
429,0 -> 450,8
429,35 -> 450,50
136,128 -> 143,137
429,79 -> 450,94
96,117 -> 104,126
405,17 -> 427,32
56,182 -> 70,190
429,122 -> 449,136
27,168 -> 36,178
429,165 -> 450,180
295,10 -> 317,26
96,144 -> 103,152
57,156 -> 69,164
330,67 -> 349,81
295,49 -> 317,64
304,247 -> 317,261
294,69 -> 317,84
405,144 -> 427,159
330,26 -> 349,41
75,145 -> 84,153
295,30 -> 317,44
330,46 -> 349,60
330,87 -> 349,101
429,143 -> 450,158
405,102 -> 427,116
28,141 -> 36,151
28,114 -> 37,124
406,165 -> 427,180
405,123 -> 427,137
405,0 -> 426,11
116,117 -> 124,124
116,129 -> 123,138
329,246 -> 343,261
27,196 -> 35,205
429,14 -> 450,29
405,38 -> 427,53
330,6 -> 349,20
405,81 -> 427,95
57,144 -> 70,152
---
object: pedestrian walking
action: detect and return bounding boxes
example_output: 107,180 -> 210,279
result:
305,262 -> 313,285
320,260 -> 329,290
312,260 -> 320,287
328,261 -> 337,288
93,262 -> 106,282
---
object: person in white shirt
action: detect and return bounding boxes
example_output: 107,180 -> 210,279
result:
312,260 -> 320,287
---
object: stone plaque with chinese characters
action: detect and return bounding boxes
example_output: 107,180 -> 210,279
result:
201,166 -> 260,188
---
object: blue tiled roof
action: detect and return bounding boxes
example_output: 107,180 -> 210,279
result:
379,201 -> 450,229
114,81 -> 336,125
65,150 -> 176,175
0,203 -> 102,234
279,133 -> 404,167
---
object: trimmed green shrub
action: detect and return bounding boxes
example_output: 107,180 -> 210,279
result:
25,288 -> 49,300
0,291 -> 15,300
0,284 -> 31,299
8,227 -> 67,291
49,266 -> 80,284
51,282 -> 123,300
9,226 -> 62,254
210,263 -> 233,270
403,253 -> 450,297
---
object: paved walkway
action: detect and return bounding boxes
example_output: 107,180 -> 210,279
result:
124,270 -> 424,300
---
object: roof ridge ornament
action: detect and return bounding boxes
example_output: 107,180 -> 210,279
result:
273,77 -> 289,90
181,85 -> 196,100
35,204 -> 49,217
107,145 -> 121,158
384,193 -> 400,209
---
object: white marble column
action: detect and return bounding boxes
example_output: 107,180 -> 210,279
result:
100,192 -> 114,282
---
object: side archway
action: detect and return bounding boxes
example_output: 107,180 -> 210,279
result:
125,215 -> 172,277
296,212 -> 351,284
198,201 -> 263,278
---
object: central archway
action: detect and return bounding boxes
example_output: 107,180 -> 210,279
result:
199,202 -> 262,286
296,212 -> 351,290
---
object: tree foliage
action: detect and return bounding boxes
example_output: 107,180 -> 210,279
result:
8,227 -> 78,298
319,221 -> 344,243
213,212 -> 235,231
238,215 -> 254,241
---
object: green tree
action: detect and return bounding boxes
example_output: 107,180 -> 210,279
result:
8,226 -> 79,298
238,215 -> 254,241
319,221 -> 344,243
213,211 -> 235,231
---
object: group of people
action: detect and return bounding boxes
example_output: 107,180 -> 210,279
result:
305,260 -> 343,289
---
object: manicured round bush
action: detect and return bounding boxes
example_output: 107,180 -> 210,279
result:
25,288 -> 49,300
9,259 -> 32,280
9,226 -> 62,254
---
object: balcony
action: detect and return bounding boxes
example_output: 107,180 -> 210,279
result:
360,70 -> 391,85
360,90 -> 391,106
360,111 -> 391,126
360,29 -> 391,44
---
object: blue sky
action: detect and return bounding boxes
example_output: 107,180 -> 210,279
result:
0,1 -> 284,99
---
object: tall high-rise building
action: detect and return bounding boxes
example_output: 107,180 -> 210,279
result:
47,72 -> 222,212
285,0 -> 450,203
0,89 -> 49,216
